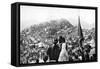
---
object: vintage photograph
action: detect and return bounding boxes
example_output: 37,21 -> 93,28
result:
20,5 -> 96,64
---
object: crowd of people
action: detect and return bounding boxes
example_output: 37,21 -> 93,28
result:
20,33 -> 96,64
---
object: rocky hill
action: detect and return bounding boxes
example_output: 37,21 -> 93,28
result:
20,19 -> 95,46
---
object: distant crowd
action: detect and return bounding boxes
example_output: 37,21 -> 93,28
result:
20,35 -> 96,64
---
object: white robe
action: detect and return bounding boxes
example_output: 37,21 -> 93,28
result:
58,43 -> 69,61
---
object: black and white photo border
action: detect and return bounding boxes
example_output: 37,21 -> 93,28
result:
17,2 -> 97,66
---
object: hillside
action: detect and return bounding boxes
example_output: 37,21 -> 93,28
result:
21,19 -> 74,45
20,19 -> 95,46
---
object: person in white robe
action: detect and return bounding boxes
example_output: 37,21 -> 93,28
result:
58,42 -> 69,61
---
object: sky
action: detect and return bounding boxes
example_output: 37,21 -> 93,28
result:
20,5 -> 95,31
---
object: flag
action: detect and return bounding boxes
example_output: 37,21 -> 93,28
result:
78,16 -> 83,40
78,16 -> 84,50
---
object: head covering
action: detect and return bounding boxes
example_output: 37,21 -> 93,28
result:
53,38 -> 58,44
59,36 -> 65,43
